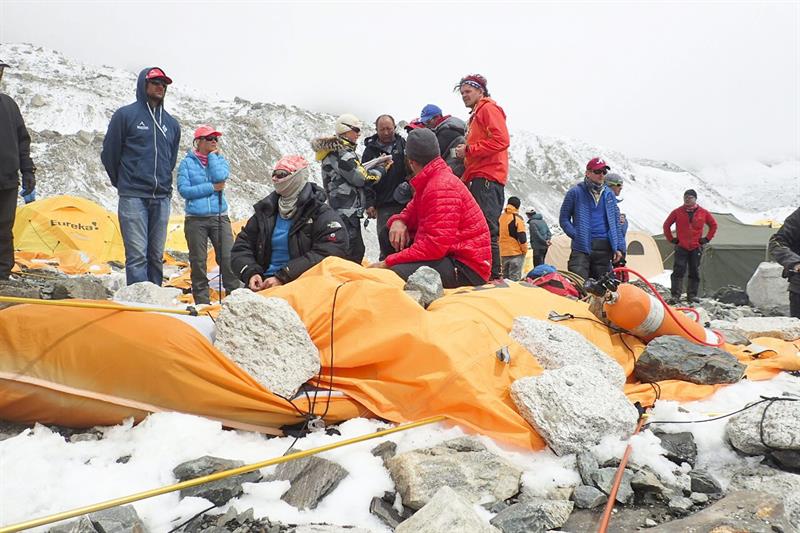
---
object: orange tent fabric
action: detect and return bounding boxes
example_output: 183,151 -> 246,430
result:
1,257 -> 798,451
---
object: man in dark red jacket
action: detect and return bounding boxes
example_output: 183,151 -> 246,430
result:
663,189 -> 718,303
453,74 -> 509,281
370,128 -> 491,287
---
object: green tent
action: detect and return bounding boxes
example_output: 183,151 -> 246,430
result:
653,213 -> 778,295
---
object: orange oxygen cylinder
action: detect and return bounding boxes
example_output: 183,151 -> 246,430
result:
603,283 -> 720,344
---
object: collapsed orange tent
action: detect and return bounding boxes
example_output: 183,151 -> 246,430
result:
1,258 -> 799,451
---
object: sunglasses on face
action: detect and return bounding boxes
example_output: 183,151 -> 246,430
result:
272,170 -> 290,179
609,184 -> 622,188
201,136 -> 219,142
147,79 -> 168,87
342,123 -> 361,134
591,169 -> 608,176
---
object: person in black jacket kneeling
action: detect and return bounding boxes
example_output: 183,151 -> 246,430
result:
231,155 -> 349,291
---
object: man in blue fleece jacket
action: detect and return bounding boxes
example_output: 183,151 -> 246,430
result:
101,67 -> 180,286
559,157 -> 625,281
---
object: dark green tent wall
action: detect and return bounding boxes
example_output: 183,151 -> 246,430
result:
653,213 -> 778,295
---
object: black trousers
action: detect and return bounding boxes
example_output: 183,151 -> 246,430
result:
184,215 -> 240,305
567,239 -> 613,281
0,187 -> 17,279
376,203 -> 405,261
671,246 -> 702,298
467,177 -> 504,280
341,213 -> 365,264
533,248 -> 548,267
390,257 -> 485,288
790,291 -> 800,319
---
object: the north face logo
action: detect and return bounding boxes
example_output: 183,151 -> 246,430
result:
136,121 -> 149,130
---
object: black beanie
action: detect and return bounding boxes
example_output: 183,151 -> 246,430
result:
508,196 -> 521,209
684,189 -> 697,198
406,128 -> 440,165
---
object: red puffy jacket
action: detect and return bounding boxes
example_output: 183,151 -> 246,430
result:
663,205 -> 718,251
385,157 -> 491,281
463,97 -> 510,185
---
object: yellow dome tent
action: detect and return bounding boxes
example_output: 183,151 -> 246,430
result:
13,195 -> 125,266
165,215 -> 190,253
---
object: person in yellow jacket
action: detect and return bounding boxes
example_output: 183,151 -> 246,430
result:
498,196 -> 528,280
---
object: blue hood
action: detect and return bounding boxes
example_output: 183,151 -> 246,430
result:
135,66 -> 168,107
100,67 -> 181,198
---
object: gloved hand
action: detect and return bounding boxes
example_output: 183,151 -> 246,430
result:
671,238 -> 679,245
699,237 -> 709,245
21,172 -> 35,197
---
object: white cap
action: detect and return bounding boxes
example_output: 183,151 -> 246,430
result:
335,113 -> 363,135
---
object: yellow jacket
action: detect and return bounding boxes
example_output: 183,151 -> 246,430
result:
499,205 -> 528,256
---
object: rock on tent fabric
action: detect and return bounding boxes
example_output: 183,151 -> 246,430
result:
0,257 -> 798,450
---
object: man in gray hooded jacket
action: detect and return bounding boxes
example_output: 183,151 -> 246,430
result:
526,210 -> 551,266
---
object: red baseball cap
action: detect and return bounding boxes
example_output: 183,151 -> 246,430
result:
145,67 -> 173,85
586,157 -> 610,171
193,125 -> 222,139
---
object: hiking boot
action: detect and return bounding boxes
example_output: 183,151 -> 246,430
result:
667,294 -> 681,306
686,295 -> 701,304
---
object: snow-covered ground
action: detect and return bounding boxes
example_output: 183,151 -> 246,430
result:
2,374 -> 799,532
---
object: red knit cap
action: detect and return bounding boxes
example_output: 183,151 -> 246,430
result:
274,155 -> 308,174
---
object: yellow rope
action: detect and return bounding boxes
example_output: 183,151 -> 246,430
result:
0,295 -> 213,316
0,415 -> 447,532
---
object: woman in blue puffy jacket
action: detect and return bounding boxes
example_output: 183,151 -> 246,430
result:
177,125 -> 241,304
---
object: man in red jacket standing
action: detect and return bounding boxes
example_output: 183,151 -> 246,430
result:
453,74 -> 510,281
370,128 -> 490,287
663,189 -> 718,303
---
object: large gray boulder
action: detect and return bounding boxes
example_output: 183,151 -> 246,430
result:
733,316 -> 800,341
489,498 -> 573,533
510,365 -> 639,455
729,463 -> 800,496
386,436 -> 522,510
726,399 -> 800,465
509,317 -> 626,389
214,289 -> 320,397
786,491 -> 800,531
404,266 -> 443,308
634,335 -> 745,385
746,262 -> 791,315
173,455 -> 261,506
113,281 -> 181,307
648,490 -> 792,532
270,454 -> 348,510
394,486 -> 499,533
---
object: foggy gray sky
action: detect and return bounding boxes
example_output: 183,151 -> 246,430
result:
1,1 -> 798,167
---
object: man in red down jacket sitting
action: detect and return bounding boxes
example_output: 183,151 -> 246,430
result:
369,128 -> 491,287
663,188 -> 718,303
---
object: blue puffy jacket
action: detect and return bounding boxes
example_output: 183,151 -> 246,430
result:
101,67 -> 181,198
559,181 -> 625,254
177,150 -> 230,216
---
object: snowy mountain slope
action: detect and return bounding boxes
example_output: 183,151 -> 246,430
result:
2,42 -> 797,262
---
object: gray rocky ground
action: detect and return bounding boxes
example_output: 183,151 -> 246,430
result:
2,271 -> 800,532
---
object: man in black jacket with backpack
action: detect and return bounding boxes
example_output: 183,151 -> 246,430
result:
0,58 -> 36,280
362,114 -> 409,260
